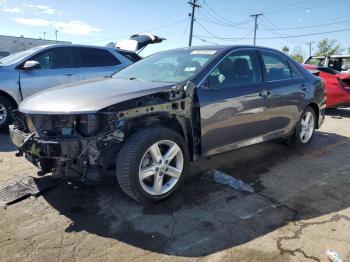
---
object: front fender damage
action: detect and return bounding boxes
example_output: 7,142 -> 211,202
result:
11,82 -> 200,183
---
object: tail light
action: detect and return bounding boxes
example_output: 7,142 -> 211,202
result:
338,78 -> 350,91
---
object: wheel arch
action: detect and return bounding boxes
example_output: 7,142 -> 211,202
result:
125,113 -> 197,161
307,102 -> 320,129
0,90 -> 18,109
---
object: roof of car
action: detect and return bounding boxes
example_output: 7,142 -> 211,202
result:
165,45 -> 284,53
29,43 -> 132,52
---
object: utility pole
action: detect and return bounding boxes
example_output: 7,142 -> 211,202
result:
55,29 -> 58,43
306,42 -> 314,56
251,13 -> 263,46
188,0 -> 200,47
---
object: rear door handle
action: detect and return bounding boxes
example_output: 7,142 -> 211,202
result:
259,89 -> 270,98
64,73 -> 76,76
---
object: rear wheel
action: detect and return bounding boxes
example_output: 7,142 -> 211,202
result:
289,106 -> 316,147
0,96 -> 13,131
116,127 -> 189,204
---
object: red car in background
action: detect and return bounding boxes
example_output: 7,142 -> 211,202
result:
303,64 -> 350,108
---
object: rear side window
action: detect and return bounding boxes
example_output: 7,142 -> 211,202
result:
30,47 -> 74,69
80,48 -> 121,67
261,51 -> 292,81
289,62 -> 303,78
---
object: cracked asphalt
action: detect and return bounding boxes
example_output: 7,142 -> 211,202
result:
0,108 -> 350,261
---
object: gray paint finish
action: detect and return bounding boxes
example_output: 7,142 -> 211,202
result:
19,78 -> 175,114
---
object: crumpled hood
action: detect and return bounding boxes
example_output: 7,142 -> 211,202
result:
19,77 -> 175,114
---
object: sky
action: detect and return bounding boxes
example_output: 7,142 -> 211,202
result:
0,0 -> 349,57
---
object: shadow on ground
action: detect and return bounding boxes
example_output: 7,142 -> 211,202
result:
0,130 -> 16,152
13,131 -> 350,256
326,108 -> 350,119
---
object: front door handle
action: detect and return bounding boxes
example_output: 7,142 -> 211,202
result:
259,89 -> 270,98
300,84 -> 307,92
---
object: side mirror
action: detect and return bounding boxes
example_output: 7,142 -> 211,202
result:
23,61 -> 40,70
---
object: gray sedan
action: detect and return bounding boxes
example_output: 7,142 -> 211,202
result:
10,45 -> 326,204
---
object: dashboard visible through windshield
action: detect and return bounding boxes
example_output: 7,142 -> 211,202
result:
113,49 -> 218,83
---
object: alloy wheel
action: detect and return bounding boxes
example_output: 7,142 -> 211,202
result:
0,102 -> 7,126
138,140 -> 184,196
300,111 -> 315,143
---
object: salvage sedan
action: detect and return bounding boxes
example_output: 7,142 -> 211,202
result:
9,45 -> 326,204
304,64 -> 350,108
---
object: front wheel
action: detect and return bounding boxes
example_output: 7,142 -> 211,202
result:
0,96 -> 13,131
116,127 -> 189,204
289,106 -> 316,147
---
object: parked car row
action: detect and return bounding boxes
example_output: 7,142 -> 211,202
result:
0,34 -> 164,130
8,45 -> 326,203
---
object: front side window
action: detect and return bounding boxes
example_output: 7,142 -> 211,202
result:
113,49 -> 217,83
206,50 -> 262,89
30,47 -> 74,69
80,48 -> 121,67
261,51 -> 292,81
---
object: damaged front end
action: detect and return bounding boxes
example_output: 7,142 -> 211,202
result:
10,111 -> 124,181
9,82 -> 199,182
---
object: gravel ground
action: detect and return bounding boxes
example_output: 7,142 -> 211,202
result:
0,108 -> 350,262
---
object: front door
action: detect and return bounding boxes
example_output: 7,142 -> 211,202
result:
197,49 -> 273,156
20,47 -> 78,98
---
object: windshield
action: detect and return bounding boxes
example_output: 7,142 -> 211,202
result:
113,49 -> 218,83
0,46 -> 42,66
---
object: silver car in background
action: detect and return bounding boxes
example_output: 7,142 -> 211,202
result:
0,34 -> 165,129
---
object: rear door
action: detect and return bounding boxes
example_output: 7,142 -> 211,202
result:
258,50 -> 306,135
197,49 -> 274,156
20,47 -> 78,98
77,47 -> 123,80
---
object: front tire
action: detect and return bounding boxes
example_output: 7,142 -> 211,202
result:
0,96 -> 13,131
289,106 -> 316,147
116,127 -> 189,204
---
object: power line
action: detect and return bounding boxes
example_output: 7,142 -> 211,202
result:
193,35 -> 218,45
261,19 -> 350,30
198,16 -> 350,31
261,16 -> 306,45
78,19 -> 188,44
194,27 -> 350,40
203,0 -> 245,25
198,6 -> 251,27
265,0 -> 344,15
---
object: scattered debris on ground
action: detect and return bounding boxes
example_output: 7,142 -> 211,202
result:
201,169 -> 255,193
0,175 -> 57,206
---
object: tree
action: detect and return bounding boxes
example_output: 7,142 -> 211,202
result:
282,46 -> 289,54
291,46 -> 304,63
315,38 -> 343,56
348,47 -> 350,54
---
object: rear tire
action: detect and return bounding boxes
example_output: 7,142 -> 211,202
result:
116,127 -> 189,204
0,96 -> 13,131
288,106 -> 316,147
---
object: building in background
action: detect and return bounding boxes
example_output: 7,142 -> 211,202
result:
0,35 -> 71,59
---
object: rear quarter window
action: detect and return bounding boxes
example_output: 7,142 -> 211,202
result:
80,48 -> 121,67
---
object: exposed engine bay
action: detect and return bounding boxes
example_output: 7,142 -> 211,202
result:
9,83 -> 200,183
